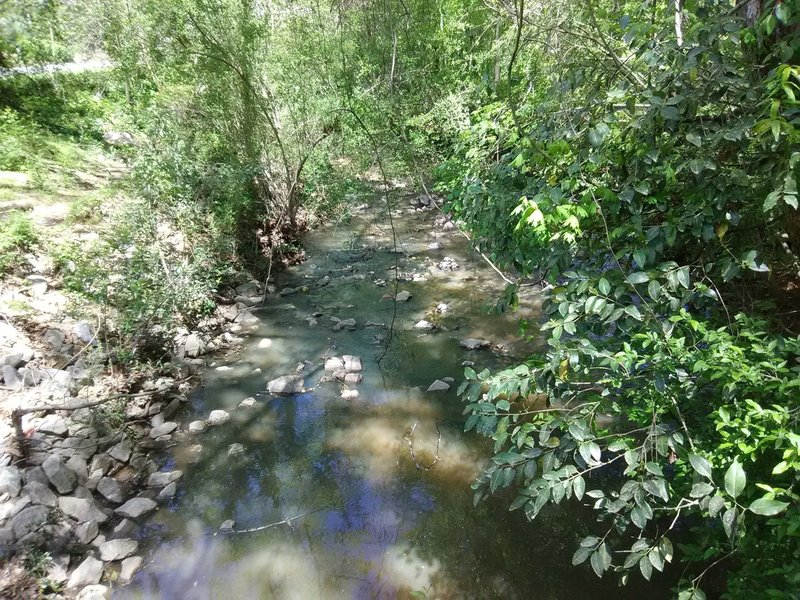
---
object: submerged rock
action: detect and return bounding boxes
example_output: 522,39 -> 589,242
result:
267,375 -> 304,395
219,519 -> 235,532
395,290 -> 412,302
427,379 -> 451,392
332,318 -> 357,332
228,443 -> 245,457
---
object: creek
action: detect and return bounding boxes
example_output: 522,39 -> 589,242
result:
117,185 -> 672,599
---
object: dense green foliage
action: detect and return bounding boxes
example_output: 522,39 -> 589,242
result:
432,1 -> 800,597
1,0 -> 798,596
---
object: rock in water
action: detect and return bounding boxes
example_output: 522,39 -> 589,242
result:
115,497 -> 157,519
228,443 -> 245,457
342,355 -> 362,372
324,357 -> 344,372
332,318 -> 357,331
414,320 -> 435,332
99,538 -> 138,561
395,290 -> 412,302
427,379 -> 451,392
207,410 -> 230,426
267,375 -> 304,395
119,556 -> 143,583
459,338 -> 491,350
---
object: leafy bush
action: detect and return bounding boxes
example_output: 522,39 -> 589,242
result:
443,1 -> 800,596
0,211 -> 37,273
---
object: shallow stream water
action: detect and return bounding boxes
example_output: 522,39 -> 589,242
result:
118,186 -> 672,599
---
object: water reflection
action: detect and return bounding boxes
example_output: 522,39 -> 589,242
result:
118,193 -> 671,599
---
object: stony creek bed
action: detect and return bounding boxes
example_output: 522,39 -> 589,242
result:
2,185 -> 674,599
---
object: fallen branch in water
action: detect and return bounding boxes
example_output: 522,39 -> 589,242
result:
404,420 -> 442,471
217,507 -> 327,536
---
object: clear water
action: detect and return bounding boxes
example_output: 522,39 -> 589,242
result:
117,189 -> 673,599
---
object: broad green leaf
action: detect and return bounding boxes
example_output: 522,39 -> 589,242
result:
648,546 -> 665,571
690,482 -> 714,498
689,454 -> 713,479
708,495 -> 725,517
639,555 -> 653,580
647,279 -> 661,300
573,476 -> 586,500
724,459 -> 746,499
634,181 -> 650,195
598,277 -> 611,295
659,537 -> 674,563
686,132 -> 702,147
572,546 -> 592,566
722,507 -> 738,539
749,497 -> 790,516
626,272 -> 650,285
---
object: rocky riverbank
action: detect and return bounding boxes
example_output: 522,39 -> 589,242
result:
0,273 -> 267,598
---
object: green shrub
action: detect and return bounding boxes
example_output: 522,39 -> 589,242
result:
0,211 -> 37,273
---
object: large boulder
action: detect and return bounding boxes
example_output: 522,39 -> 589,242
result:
342,355 -> 362,372
58,496 -> 108,524
115,497 -> 157,519
42,455 -> 77,494
183,334 -> 205,358
99,538 -> 138,561
0,466 -> 21,497
96,478 -> 124,504
11,505 -> 50,538
107,439 -> 132,463
22,481 -> 57,507
67,556 -> 103,589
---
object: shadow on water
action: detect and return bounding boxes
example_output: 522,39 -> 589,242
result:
116,189 -> 675,599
